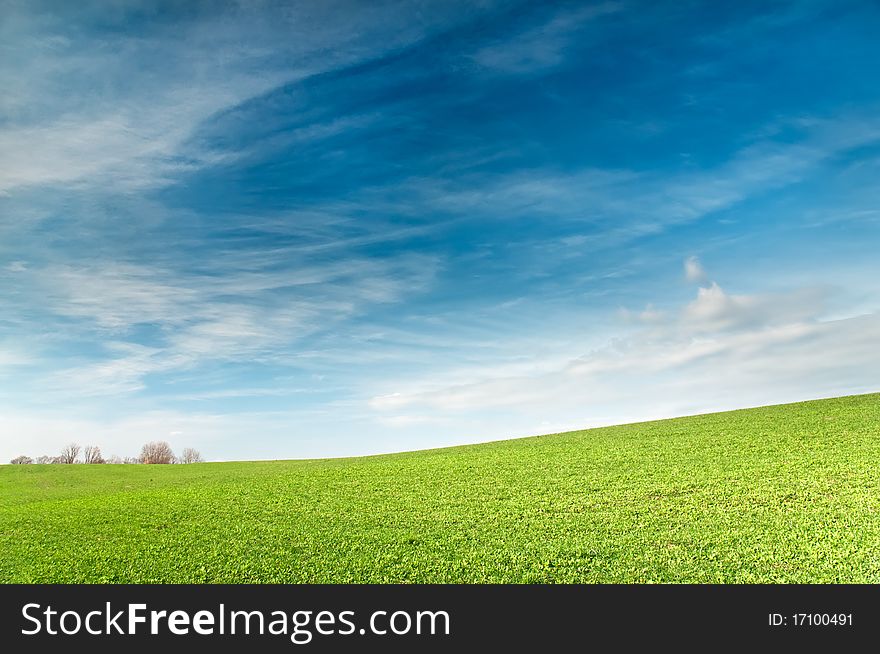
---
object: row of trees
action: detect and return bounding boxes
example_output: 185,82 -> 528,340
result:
9,441 -> 204,465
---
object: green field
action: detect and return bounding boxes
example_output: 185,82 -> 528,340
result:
2,393 -> 879,583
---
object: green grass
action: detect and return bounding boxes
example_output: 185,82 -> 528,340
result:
2,393 -> 880,583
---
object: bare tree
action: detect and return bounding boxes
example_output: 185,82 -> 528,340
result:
58,443 -> 81,464
123,456 -> 141,464
140,441 -> 175,464
179,447 -> 204,464
35,455 -> 53,464
107,455 -> 124,465
83,445 -> 105,464
10,455 -> 32,464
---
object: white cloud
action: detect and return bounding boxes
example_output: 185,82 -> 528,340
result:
684,256 -> 707,283
386,110 -> 880,253
367,277 -> 878,432
24,252 -> 440,397
679,282 -> 825,333
45,264 -> 199,329
42,342 -> 171,397
4,272 -> 877,462
0,346 -> 31,368
0,2 -> 490,195
619,304 -> 665,324
471,2 -> 624,74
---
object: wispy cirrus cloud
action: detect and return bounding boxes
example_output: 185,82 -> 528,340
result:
0,1 -> 496,195
23,251 -> 440,397
386,108 -> 880,214
470,2 -> 624,74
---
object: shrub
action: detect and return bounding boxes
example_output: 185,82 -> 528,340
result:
179,448 -> 204,464
83,445 -> 105,464
58,443 -> 81,464
140,441 -> 175,464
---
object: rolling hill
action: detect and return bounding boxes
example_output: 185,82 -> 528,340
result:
2,393 -> 879,583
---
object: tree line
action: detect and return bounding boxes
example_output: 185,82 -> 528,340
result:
9,441 -> 204,465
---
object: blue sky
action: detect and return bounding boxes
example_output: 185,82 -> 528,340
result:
2,0 -> 880,462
